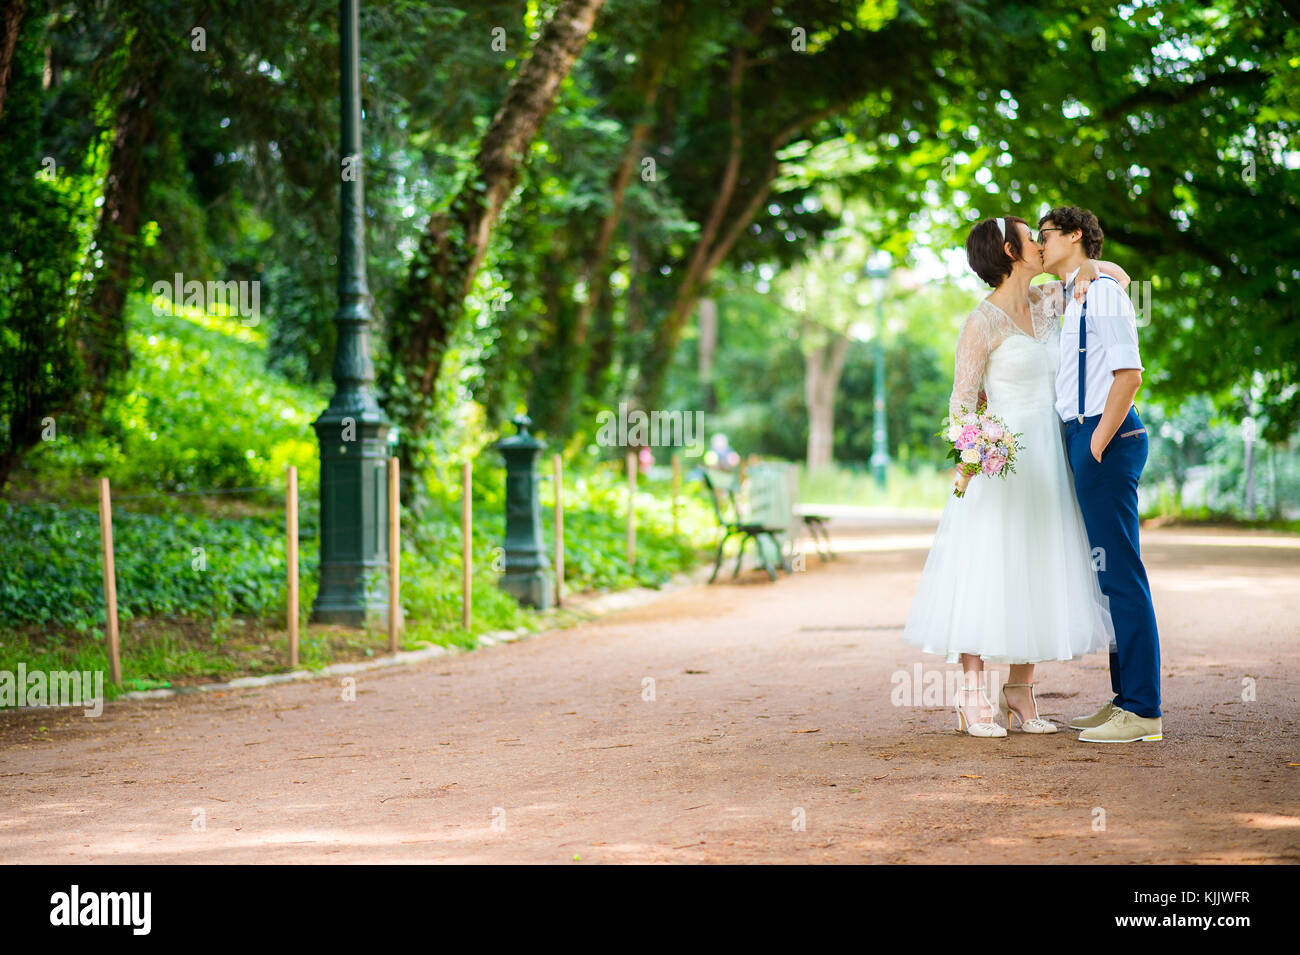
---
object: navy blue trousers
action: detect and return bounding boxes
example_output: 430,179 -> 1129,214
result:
1064,406 -> 1162,718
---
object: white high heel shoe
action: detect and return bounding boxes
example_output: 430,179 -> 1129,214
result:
999,682 -> 1058,733
954,684 -> 1007,738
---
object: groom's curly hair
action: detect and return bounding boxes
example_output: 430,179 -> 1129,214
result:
965,216 -> 1029,288
1038,205 -> 1104,258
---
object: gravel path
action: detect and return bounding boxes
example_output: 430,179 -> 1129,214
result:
3,521 -> 1297,864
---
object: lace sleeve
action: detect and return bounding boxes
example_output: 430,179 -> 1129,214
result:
1030,281 -> 1064,317
949,307 -> 992,420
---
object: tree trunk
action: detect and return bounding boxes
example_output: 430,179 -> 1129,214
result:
638,104 -> 837,409
584,292 -> 615,401
573,58 -> 665,349
81,25 -> 160,405
527,243 -> 576,436
803,322 -> 849,471
0,0 -> 27,121
697,296 -> 718,414
386,0 -> 606,447
537,54 -> 666,437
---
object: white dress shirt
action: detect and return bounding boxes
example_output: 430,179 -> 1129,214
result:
1055,266 -> 1144,421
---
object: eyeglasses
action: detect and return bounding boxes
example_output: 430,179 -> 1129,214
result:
1037,228 -> 1062,243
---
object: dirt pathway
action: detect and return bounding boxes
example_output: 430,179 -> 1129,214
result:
3,521 -> 1298,863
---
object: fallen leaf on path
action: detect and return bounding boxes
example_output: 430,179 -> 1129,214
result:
792,728 -> 820,734
959,774 -> 983,779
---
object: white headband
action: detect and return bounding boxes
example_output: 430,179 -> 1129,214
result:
995,217 -> 1006,239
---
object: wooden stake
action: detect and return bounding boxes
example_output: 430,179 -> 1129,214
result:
286,466 -> 299,668
388,456 -> 400,652
462,460 -> 472,631
554,454 -> 564,607
96,477 -> 121,685
671,452 -> 681,536
626,450 -> 636,567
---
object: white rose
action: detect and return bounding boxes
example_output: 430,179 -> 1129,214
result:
960,448 -> 980,464
946,424 -> 962,442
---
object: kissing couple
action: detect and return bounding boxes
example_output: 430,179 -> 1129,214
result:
901,206 -> 1163,744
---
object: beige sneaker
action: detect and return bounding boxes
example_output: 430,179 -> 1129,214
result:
1068,700 -> 1117,730
1078,707 -> 1162,743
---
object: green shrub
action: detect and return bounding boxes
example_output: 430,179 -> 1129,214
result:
0,500 -> 312,633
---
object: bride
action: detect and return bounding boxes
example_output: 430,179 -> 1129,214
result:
901,215 -> 1127,737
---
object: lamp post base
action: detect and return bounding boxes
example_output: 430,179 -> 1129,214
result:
502,570 -> 553,610
870,459 -> 889,486
310,564 -> 390,627
310,409 -> 392,627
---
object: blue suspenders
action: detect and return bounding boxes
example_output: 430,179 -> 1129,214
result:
1076,274 -> 1121,423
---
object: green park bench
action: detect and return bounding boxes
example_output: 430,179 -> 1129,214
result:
696,467 -> 792,582
798,511 -> 834,561
696,462 -> 834,582
747,461 -> 834,564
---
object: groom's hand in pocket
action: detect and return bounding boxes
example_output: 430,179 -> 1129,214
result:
1089,432 -> 1105,463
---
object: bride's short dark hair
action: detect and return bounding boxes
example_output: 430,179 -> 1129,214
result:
965,216 -> 1029,288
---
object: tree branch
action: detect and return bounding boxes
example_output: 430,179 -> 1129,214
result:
1099,68 -> 1263,122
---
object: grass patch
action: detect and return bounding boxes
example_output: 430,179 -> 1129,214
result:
1141,507 -> 1300,534
797,460 -> 950,509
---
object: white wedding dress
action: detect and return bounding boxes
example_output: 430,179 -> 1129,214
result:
901,283 -> 1116,663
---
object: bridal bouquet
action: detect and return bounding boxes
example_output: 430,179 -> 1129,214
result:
939,406 -> 1021,498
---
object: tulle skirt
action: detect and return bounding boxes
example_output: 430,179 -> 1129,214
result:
901,404 -> 1116,664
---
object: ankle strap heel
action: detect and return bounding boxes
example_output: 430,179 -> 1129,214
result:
998,682 -> 1058,734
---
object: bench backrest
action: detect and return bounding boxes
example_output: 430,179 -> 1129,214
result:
746,461 -> 801,539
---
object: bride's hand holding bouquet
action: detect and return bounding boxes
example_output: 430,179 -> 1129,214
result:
940,401 -> 1022,498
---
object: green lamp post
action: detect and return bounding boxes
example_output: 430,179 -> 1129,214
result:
496,414 -> 553,609
865,256 -> 891,489
310,0 -> 392,626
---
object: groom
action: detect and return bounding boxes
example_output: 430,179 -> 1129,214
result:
1039,205 -> 1162,743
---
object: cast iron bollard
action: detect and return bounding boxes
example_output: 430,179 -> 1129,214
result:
497,414 -> 553,609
